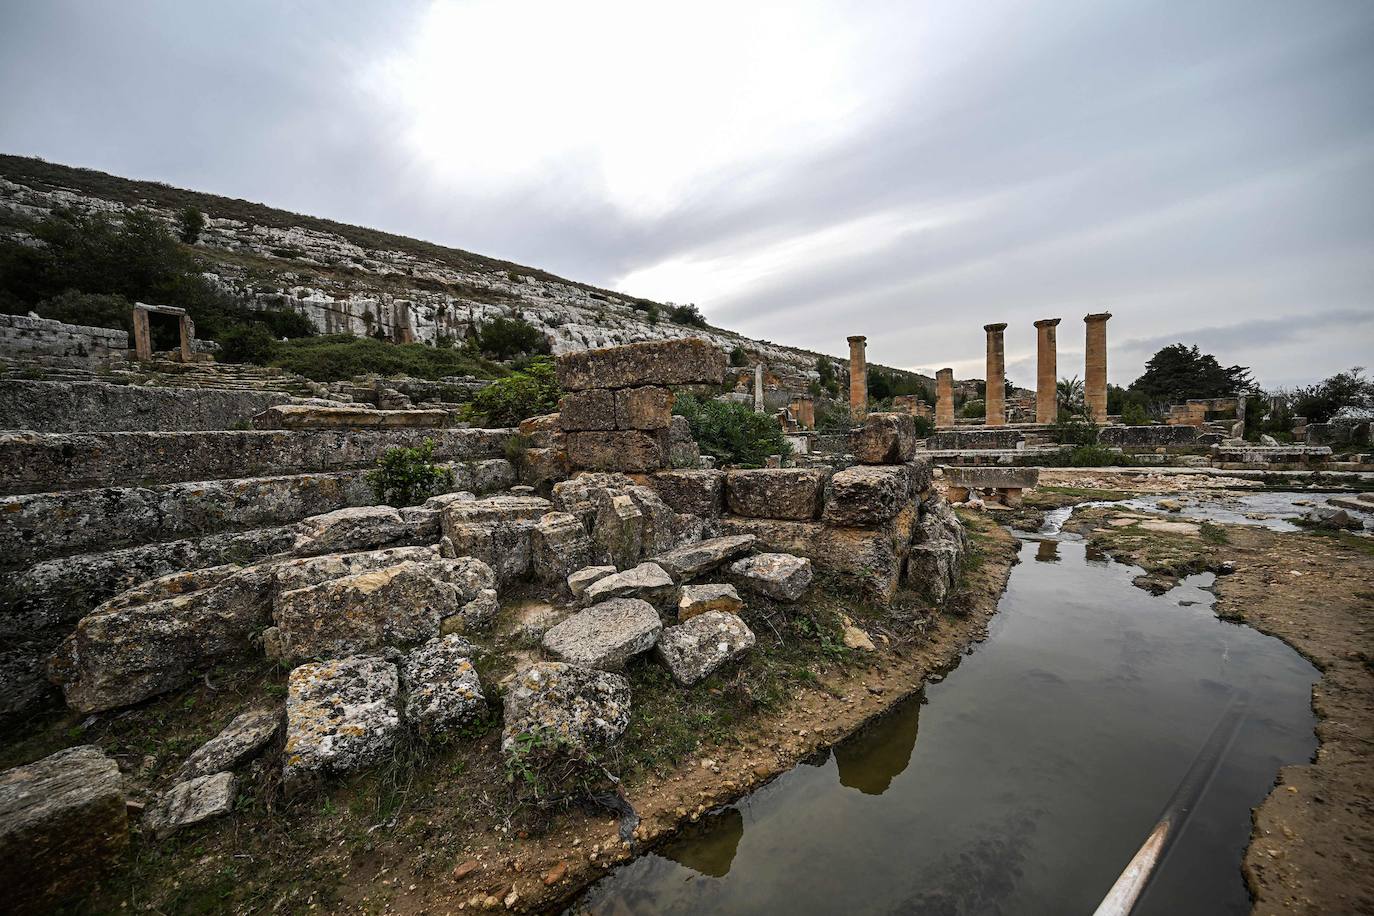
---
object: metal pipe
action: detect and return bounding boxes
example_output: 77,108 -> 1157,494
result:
1092,693 -> 1248,916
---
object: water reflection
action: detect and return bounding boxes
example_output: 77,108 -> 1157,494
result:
834,698 -> 922,795
659,807 -> 744,877
1034,539 -> 1060,563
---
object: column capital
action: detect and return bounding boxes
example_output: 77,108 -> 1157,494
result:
1084,312 -> 1112,323
847,335 -> 867,344
983,322 -> 1008,333
936,367 -> 953,378
1034,318 -> 1062,328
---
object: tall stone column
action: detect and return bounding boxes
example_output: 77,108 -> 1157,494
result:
1034,318 -> 1060,424
754,363 -> 765,413
131,306 -> 152,361
935,368 -> 954,428
1084,312 -> 1112,423
984,323 -> 1007,427
847,335 -> 867,421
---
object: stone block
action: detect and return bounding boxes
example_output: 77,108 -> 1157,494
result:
677,583 -> 744,620
822,465 -> 911,527
283,656 -> 401,794
649,534 -> 758,582
399,635 -> 485,737
542,598 -> 663,670
656,611 -> 756,686
647,469 -> 725,517
593,492 -> 643,568
501,662 -> 631,752
516,446 -> 570,493
291,506 -> 416,556
567,565 -> 617,598
906,456 -> 934,494
850,412 -> 918,464
615,386 -> 674,430
567,429 -> 668,472
558,389 -> 617,431
724,468 -> 829,520
442,495 -> 549,585
667,415 -> 701,468
518,412 -> 563,447
729,553 -> 814,602
925,428 -> 1024,450
531,512 -> 596,584
143,772 -> 238,840
556,338 -> 726,391
252,405 -> 449,429
942,466 -> 1039,490
625,485 -> 688,557
0,746 -> 127,914
582,562 -> 678,607
550,472 -> 636,526
180,708 -> 282,779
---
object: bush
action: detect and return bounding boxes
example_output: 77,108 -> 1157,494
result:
912,415 -> 934,438
960,399 -> 985,419
269,335 -> 501,382
1121,401 -> 1149,426
460,357 -> 560,427
367,439 -> 454,507
31,290 -> 131,332
219,324 -> 278,364
666,303 -> 709,328
177,207 -> 205,244
729,346 -> 749,368
673,393 -> 792,468
1051,414 -> 1099,446
472,315 -> 550,361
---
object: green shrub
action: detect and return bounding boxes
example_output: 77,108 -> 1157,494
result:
1291,368 -> 1374,424
960,399 -> 985,419
1121,401 -> 1149,426
31,290 -> 131,333
1051,414 -> 1099,445
729,346 -> 749,368
673,393 -> 792,468
912,415 -> 934,438
460,357 -> 560,427
666,303 -> 709,328
269,335 -> 500,381
472,315 -> 550,361
219,324 -> 278,364
177,207 -> 205,244
367,439 -> 454,507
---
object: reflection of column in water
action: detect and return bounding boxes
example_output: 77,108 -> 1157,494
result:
660,807 -> 745,878
1035,540 -> 1061,563
1085,544 -> 1109,564
834,696 -> 922,796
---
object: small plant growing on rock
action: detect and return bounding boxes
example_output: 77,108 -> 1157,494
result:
367,438 -> 453,507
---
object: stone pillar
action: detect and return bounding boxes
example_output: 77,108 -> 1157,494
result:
791,396 -> 815,429
935,368 -> 954,428
754,363 -> 765,413
984,323 -> 1007,427
847,335 -> 867,422
1034,318 -> 1060,424
132,307 -> 152,361
177,314 -> 194,362
1084,312 -> 1112,424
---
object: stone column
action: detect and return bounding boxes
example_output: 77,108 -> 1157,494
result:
1034,318 -> 1060,424
791,396 -> 815,429
177,314 -> 194,362
132,306 -> 153,361
754,363 -> 765,413
1084,312 -> 1112,423
847,335 -> 867,421
984,323 -> 1007,427
935,368 -> 954,428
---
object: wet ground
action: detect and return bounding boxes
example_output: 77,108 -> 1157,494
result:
574,528 -> 1320,915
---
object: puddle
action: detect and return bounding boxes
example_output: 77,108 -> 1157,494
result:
1121,491 -> 1373,532
572,537 -> 1318,915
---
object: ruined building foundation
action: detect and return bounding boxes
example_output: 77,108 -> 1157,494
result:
848,335 -> 868,421
936,368 -> 955,428
1084,312 -> 1111,424
983,323 -> 1007,427
1034,318 -> 1060,424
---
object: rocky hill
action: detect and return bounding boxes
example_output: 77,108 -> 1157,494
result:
0,155 -> 934,399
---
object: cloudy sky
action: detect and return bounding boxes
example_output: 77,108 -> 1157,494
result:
2,0 -> 1371,388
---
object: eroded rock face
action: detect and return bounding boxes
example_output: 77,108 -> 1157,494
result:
677,583 -> 744,620
822,465 -> 911,527
656,611 -> 755,686
729,553 -> 814,602
725,468 -> 829,520
582,562 -> 677,607
0,745 -> 127,914
283,656 -> 401,794
651,535 -> 757,582
400,636 -> 485,737
532,512 -> 596,584
143,772 -> 238,840
567,565 -> 617,598
501,662 -> 632,752
542,598 -> 662,670
180,708 -> 282,780
850,412 -> 918,464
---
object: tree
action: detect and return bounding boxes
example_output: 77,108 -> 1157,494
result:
1057,376 -> 1084,415
1291,368 -> 1374,423
1128,344 -> 1254,404
666,303 -> 708,328
177,207 -> 205,244
472,315 -> 550,361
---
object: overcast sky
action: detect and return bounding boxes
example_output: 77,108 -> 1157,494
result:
2,0 -> 1371,388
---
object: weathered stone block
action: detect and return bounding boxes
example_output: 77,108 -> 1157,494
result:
501,662 -> 631,752
677,583 -> 744,620
567,430 -> 668,472
143,772 -> 238,840
593,492 -> 643,568
558,389 -> 617,431
542,598 -> 663,669
517,412 -> 563,447
656,611 -> 756,686
556,338 -> 725,391
532,512 -> 596,583
729,553 -> 813,601
850,412 -> 918,464
180,708 -> 282,779
0,746 -> 127,914
291,506 -> 416,556
551,472 -> 636,526
400,635 -> 485,737
942,466 -> 1039,490
283,656 -> 401,794
252,404 -> 449,429
567,565 -> 617,598
667,415 -> 701,468
647,469 -> 725,517
724,468 -> 829,520
582,562 -> 678,607
926,428 -> 1023,450
906,542 -> 961,606
822,465 -> 911,527
906,456 -> 934,494
650,534 -> 757,582
442,495 -> 550,585
615,386 -> 674,430
625,485 -> 687,557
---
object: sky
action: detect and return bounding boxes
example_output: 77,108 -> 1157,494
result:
2,0 -> 1372,388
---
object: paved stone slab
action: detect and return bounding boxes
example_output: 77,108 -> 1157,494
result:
400,636 -> 485,737
180,708 -> 282,779
501,662 -> 632,752
252,404 -> 449,429
677,583 -> 744,620
283,656 -> 401,794
942,466 -> 1039,489
656,611 -> 756,686
143,772 -> 238,840
729,553 -> 814,602
542,598 -> 663,669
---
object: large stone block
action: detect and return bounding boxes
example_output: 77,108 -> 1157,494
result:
615,386 -> 674,430
729,553 -> 814,602
0,745 -> 127,915
542,598 -> 663,669
551,472 -> 636,526
567,429 -> 668,472
582,562 -> 678,607
531,512 -> 596,583
252,404 -> 449,429
724,468 -> 829,520
625,485 -> 687,557
558,389 -> 617,431
593,492 -> 643,568
667,415 -> 701,468
556,338 -> 726,391
656,611 -> 756,686
925,428 -> 1024,450
850,412 -> 918,464
677,583 -> 744,620
941,466 -> 1039,490
441,495 -> 551,585
822,465 -> 911,527
649,534 -> 757,582
291,506 -> 417,556
283,656 -> 401,794
906,542 -> 961,606
647,469 -> 725,517
501,662 -> 631,752
399,635 -> 485,737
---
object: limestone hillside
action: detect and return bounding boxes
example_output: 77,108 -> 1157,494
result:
0,155 -> 932,394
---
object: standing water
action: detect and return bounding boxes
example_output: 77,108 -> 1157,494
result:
574,531 -> 1318,915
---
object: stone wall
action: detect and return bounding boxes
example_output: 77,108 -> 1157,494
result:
0,314 -> 128,358
926,428 -> 1024,450
0,380 -> 298,432
1098,425 -> 1200,448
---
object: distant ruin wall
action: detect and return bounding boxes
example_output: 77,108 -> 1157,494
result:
0,313 -> 128,358
1098,425 -> 1200,448
0,380 -> 296,432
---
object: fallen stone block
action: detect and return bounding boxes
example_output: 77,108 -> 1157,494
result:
850,413 -> 918,464
582,562 -> 678,607
532,512 -> 596,584
542,598 -> 663,669
625,485 -> 691,557
555,338 -> 726,391
252,404 -> 449,429
558,389 -> 617,431
180,708 -> 282,780
648,469 -> 725,517
593,492 -> 644,568
567,565 -> 617,598
442,495 -> 551,585
143,772 -> 238,840
650,534 -> 757,582
269,545 -> 444,594
906,541 -> 962,606
615,386 -> 674,430
677,583 -> 744,620
724,468 -> 829,520
656,611 -> 756,686
567,429 -> 668,472
822,465 -> 911,527
551,472 -> 636,526
283,656 -> 401,794
501,662 -> 632,752
729,553 -> 814,602
291,506 -> 416,556
1303,506 -> 1361,530
442,588 -> 500,633
0,745 -> 127,914
717,517 -> 909,603
400,636 -> 485,737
